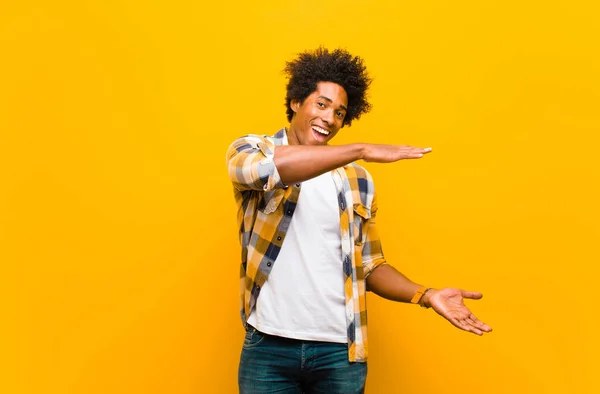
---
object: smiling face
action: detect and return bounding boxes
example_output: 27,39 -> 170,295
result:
287,81 -> 348,146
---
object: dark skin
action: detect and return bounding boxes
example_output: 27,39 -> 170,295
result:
274,81 -> 492,336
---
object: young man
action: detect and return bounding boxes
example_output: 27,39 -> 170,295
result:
226,48 -> 492,394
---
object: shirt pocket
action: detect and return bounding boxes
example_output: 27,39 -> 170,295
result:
353,203 -> 371,246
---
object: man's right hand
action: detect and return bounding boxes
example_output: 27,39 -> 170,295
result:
360,144 -> 432,163
273,143 -> 432,186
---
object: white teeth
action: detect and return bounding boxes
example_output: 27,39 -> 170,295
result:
313,126 -> 329,136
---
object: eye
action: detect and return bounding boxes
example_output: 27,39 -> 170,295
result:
317,102 -> 325,108
336,111 -> 345,118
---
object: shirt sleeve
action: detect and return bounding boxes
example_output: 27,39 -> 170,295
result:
361,193 -> 387,278
226,135 -> 287,192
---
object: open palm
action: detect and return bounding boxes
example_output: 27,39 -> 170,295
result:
427,288 -> 492,335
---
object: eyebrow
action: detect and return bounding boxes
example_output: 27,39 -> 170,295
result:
318,96 -> 347,111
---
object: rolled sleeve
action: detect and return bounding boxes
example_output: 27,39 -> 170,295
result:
226,136 -> 286,192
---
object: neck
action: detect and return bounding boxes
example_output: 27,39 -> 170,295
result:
286,125 -> 301,145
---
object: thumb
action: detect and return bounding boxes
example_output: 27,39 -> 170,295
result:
460,290 -> 483,300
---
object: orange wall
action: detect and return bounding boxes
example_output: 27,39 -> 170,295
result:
2,1 -> 599,393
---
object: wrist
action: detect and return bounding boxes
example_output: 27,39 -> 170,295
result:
421,288 -> 436,308
353,143 -> 366,161
410,286 -> 432,308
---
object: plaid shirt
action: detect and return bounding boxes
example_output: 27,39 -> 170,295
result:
226,128 -> 387,362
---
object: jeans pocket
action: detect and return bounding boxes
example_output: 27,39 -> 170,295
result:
243,327 -> 266,349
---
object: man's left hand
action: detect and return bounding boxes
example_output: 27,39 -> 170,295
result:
424,288 -> 493,335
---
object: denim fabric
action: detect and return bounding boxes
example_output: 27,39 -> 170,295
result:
238,327 -> 367,394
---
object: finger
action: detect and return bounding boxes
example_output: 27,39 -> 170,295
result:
461,319 -> 484,336
448,317 -> 465,331
400,146 -> 432,154
467,314 -> 492,333
461,290 -> 483,300
409,147 -> 432,155
450,317 -> 473,333
471,319 -> 493,332
399,145 -> 431,151
468,326 -> 484,336
450,316 -> 485,336
403,150 -> 432,159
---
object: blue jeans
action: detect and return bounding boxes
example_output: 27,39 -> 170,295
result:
238,327 -> 367,394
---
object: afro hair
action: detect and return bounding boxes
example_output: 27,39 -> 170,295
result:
284,47 -> 372,127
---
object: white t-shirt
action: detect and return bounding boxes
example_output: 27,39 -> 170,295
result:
247,171 -> 347,343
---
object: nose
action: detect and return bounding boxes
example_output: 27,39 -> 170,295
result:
321,108 -> 335,125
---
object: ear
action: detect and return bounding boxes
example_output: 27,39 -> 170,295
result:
290,99 -> 301,114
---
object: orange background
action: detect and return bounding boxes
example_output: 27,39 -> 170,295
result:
2,1 -> 599,393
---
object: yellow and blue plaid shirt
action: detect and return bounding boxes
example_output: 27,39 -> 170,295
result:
226,128 -> 387,362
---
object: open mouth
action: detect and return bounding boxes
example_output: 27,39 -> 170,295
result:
312,125 -> 330,136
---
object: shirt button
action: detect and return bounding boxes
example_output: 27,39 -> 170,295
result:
277,236 -> 282,241
286,209 -> 292,215
295,183 -> 300,187
267,262 -> 272,267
